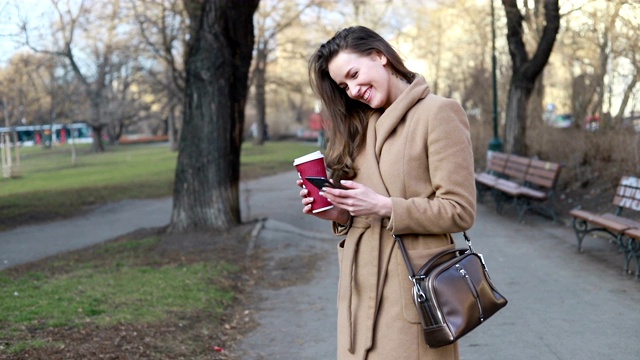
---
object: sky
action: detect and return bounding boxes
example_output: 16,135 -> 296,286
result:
0,1 -> 21,65
0,0 -> 56,66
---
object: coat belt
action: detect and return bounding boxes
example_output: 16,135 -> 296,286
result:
340,216 -> 388,355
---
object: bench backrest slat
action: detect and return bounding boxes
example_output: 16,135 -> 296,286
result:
525,160 -> 562,188
503,155 -> 530,181
613,176 -> 640,211
487,152 -> 509,174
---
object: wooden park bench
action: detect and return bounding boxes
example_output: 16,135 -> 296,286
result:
475,151 -> 509,201
493,158 -> 563,222
569,176 -> 640,279
475,152 -> 563,222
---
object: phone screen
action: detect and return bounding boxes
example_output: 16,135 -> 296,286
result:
305,176 -> 342,190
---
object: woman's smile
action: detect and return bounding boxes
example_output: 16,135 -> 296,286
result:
362,87 -> 372,102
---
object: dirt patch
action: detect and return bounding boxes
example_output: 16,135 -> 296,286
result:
0,221 -> 316,360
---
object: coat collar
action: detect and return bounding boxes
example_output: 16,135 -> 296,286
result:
374,75 -> 430,160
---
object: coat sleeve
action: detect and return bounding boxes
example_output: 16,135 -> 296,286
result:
387,98 -> 476,235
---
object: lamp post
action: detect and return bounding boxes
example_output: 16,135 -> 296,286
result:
488,0 -> 503,152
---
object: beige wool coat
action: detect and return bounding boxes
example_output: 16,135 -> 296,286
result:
334,76 -> 477,360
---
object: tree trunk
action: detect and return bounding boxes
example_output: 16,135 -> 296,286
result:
502,0 -> 559,155
571,73 -> 594,128
253,46 -> 267,145
169,0 -> 259,232
168,104 -> 178,151
504,83 -> 531,155
613,73 -> 638,125
90,125 -> 105,152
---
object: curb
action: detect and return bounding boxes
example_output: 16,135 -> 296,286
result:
245,218 -> 266,264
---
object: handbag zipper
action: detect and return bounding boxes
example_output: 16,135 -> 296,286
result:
456,264 -> 484,322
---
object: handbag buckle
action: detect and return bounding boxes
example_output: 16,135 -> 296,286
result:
411,276 -> 427,303
457,265 -> 467,277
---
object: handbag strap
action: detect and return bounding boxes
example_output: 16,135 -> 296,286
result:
392,231 -> 474,278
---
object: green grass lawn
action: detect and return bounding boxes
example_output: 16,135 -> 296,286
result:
0,238 -> 236,327
0,141 -> 319,231
0,139 -> 320,357
0,233 -> 242,356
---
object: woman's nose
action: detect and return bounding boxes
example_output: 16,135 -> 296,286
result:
347,84 -> 359,98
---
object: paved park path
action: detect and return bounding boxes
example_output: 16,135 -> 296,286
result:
2,171 -> 640,359
236,171 -> 640,360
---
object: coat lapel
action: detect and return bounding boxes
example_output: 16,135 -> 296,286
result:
374,76 -> 430,160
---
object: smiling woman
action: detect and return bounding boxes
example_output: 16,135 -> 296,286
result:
301,26 -> 476,360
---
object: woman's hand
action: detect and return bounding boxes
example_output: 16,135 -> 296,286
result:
297,179 -> 351,224
320,180 -> 392,218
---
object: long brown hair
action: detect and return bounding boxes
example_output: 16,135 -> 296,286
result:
308,26 -> 415,182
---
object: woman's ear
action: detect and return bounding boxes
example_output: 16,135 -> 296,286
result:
373,51 -> 387,65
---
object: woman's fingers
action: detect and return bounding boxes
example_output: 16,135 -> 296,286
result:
302,203 -> 313,214
299,180 -> 313,214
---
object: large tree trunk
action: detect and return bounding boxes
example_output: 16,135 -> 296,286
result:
502,0 -> 559,155
169,0 -> 259,232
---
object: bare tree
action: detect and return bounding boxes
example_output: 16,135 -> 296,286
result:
563,22 -> 599,127
612,11 -> 640,125
502,0 -> 560,155
168,0 -> 259,232
103,57 -> 150,144
586,1 -> 622,125
130,0 -> 189,150
250,0 -> 319,145
21,0 -> 144,152
0,55 -> 37,128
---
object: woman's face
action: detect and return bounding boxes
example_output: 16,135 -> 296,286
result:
328,50 -> 392,109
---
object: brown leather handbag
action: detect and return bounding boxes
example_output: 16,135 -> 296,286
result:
393,232 -> 508,348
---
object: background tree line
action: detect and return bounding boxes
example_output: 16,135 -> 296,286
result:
2,0 -> 638,150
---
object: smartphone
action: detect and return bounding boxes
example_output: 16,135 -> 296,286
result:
305,176 -> 345,190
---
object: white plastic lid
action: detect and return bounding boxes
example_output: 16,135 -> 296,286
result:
293,150 -> 324,166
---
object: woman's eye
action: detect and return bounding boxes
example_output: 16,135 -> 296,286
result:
351,71 -> 358,79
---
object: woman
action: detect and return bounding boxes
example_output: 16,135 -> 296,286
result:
298,26 -> 476,359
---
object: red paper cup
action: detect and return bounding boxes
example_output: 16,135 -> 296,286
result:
293,151 -> 333,213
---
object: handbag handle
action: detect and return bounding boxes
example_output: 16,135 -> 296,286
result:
392,232 -> 474,278
393,231 -> 478,306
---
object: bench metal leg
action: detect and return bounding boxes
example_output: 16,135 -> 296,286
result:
574,220 -> 635,278
492,189 -> 503,213
624,237 -> 640,279
571,218 -> 620,253
476,184 -> 488,203
572,218 -> 589,252
517,201 -> 558,224
515,198 -> 528,222
493,191 -> 516,215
